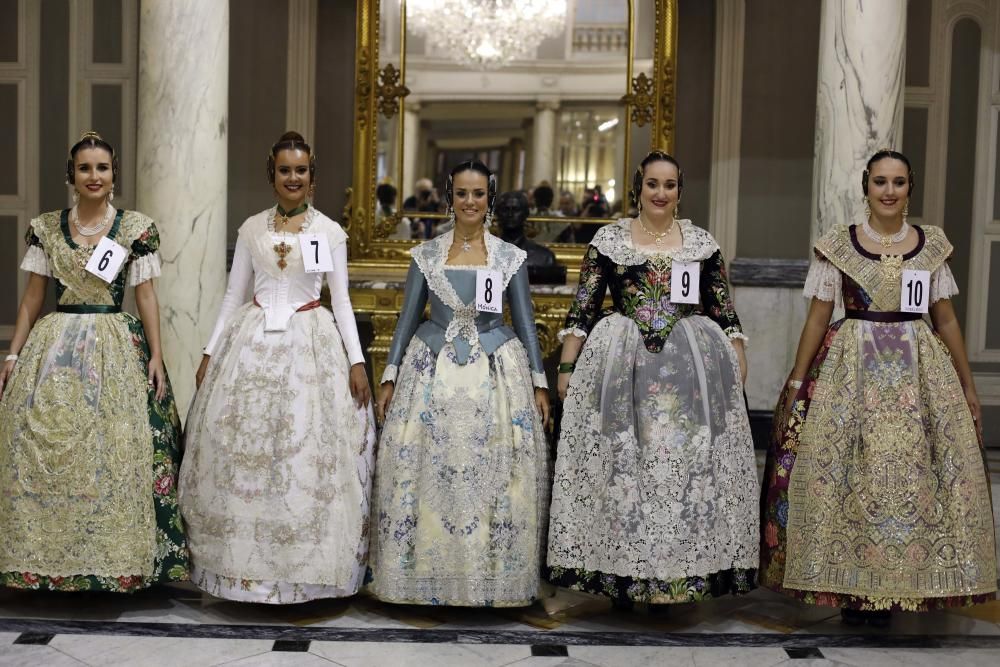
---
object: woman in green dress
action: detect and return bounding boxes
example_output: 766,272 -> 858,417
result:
0,132 -> 189,592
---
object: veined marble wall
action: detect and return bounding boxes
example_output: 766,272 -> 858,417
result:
136,1 -> 229,417
811,0 -> 905,241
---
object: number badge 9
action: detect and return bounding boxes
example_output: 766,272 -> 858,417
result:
84,236 -> 128,283
475,269 -> 503,313
670,261 -> 700,304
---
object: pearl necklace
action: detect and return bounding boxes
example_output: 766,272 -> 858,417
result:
862,219 -> 909,248
637,216 -> 675,246
70,204 -> 115,236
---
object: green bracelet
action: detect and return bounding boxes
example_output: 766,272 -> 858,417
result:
558,362 -> 575,373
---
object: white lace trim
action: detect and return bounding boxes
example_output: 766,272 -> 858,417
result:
557,327 -> 589,343
380,364 -> 399,385
802,256 -> 843,310
727,331 -> 750,345
127,252 -> 162,286
532,371 -> 549,390
930,263 -> 960,304
20,245 -> 50,276
590,219 -> 720,266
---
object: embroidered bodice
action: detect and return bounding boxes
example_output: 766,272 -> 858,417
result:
20,209 -> 162,307
803,224 -> 959,311
561,219 -> 745,352
203,207 -> 365,364
381,230 -> 548,388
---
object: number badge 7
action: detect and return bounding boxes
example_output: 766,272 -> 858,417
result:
299,233 -> 334,273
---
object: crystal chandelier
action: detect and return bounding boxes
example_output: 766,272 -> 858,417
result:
408,0 -> 568,70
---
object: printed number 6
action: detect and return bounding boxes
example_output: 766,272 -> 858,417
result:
484,277 -> 493,303
98,249 -> 113,272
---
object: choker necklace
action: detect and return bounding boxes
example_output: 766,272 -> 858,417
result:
269,205 -> 313,270
862,219 -> 908,248
275,202 -> 309,229
70,204 -> 115,237
637,216 -> 674,246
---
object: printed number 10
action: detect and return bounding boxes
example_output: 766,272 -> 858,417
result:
906,279 -> 923,308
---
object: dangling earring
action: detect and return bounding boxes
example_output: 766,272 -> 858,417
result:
484,210 -> 493,229
902,200 -> 909,225
447,207 -> 456,228
108,186 -> 115,203
637,200 -> 643,213
672,202 -> 680,221
863,197 -> 871,219
308,183 -> 316,201
72,190 -> 80,205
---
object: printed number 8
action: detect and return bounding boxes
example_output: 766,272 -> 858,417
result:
484,277 -> 493,303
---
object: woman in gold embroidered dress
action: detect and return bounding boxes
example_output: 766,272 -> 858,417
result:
760,150 -> 997,626
0,132 -> 189,592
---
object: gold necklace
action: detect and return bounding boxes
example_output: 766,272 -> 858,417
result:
637,216 -> 674,246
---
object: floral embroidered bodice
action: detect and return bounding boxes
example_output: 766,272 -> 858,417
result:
24,209 -> 161,307
562,219 -> 744,352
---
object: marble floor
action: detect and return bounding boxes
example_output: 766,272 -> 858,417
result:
0,455 -> 996,667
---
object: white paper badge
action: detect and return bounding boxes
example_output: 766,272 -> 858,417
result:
475,269 -> 503,313
299,233 -> 334,273
670,261 -> 700,304
901,269 -> 931,314
84,236 -> 128,283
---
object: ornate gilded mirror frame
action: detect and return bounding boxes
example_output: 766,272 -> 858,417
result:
345,0 -> 678,276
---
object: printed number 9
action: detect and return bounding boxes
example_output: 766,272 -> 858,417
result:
681,271 -> 690,297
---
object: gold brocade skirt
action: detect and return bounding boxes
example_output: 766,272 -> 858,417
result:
782,318 -> 997,604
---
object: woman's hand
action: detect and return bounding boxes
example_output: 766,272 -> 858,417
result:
349,363 -> 371,408
965,385 -> 983,446
376,381 -> 394,425
784,377 -> 803,413
195,354 -> 210,389
535,387 -> 551,430
557,372 -> 572,401
0,358 -> 16,397
148,355 -> 166,402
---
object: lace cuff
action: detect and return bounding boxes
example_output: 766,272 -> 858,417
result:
802,256 -> 841,302
930,263 -> 960,303
557,326 -> 589,343
20,245 -> 50,276
380,364 -> 399,385
128,252 -> 162,286
532,371 -> 549,390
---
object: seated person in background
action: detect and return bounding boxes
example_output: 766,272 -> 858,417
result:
531,183 -> 569,243
403,177 -> 440,238
377,181 -> 411,240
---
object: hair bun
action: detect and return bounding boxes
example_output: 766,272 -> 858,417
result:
278,131 -> 305,143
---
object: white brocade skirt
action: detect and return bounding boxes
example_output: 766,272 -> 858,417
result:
368,337 -> 549,606
179,303 -> 375,604
547,313 -> 759,589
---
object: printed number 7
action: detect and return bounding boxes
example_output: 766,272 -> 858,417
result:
310,239 -> 319,264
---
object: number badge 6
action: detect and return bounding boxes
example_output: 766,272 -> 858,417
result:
84,236 -> 128,283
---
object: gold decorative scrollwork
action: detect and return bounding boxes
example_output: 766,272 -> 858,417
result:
376,64 -> 410,119
355,48 -> 373,130
621,72 -> 655,128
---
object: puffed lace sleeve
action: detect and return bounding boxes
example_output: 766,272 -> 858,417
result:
128,221 -> 162,286
930,261 -> 960,304
803,254 -> 842,307
559,244 -> 608,342
20,226 -> 50,277
700,250 -> 748,344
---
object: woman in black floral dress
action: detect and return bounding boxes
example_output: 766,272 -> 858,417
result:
546,151 -> 758,605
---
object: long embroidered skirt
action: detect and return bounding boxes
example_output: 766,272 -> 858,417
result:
368,337 -> 549,606
0,311 -> 189,591
760,318 -> 997,610
546,313 -> 758,604
180,304 -> 375,604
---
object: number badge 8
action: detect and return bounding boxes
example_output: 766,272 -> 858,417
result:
476,269 -> 503,313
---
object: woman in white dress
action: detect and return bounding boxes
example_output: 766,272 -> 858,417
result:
180,131 -> 375,604
370,160 -> 551,607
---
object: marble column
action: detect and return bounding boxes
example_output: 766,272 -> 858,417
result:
531,98 -> 559,186
402,98 -> 421,194
811,0 -> 905,241
136,0 -> 228,418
